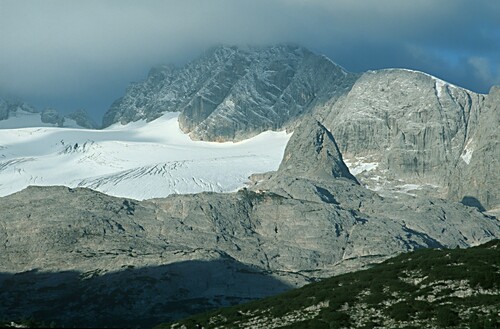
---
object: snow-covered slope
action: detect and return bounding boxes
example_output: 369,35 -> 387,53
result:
0,112 -> 290,200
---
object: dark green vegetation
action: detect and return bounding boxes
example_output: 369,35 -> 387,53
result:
159,240 -> 500,329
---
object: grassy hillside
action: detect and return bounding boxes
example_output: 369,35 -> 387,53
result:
158,240 -> 500,329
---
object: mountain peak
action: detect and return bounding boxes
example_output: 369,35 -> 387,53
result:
278,119 -> 359,183
103,44 -> 358,140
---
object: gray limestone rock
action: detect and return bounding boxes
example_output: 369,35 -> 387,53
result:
64,109 -> 98,129
0,98 -> 9,120
318,69 -> 498,210
446,85 -> 500,212
103,45 -> 358,141
275,119 -> 358,183
41,108 -> 64,126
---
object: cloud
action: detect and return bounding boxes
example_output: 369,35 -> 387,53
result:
468,57 -> 500,89
0,0 -> 498,119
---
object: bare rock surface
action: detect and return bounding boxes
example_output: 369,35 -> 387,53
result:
102,45 -> 358,141
318,69 -> 499,210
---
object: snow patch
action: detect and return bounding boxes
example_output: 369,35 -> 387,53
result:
344,157 -> 379,176
382,69 -> 482,95
435,79 -> 446,98
461,138 -> 474,165
0,112 -> 291,200
223,98 -> 236,110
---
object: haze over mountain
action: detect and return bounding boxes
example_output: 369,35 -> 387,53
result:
1,1 -> 498,121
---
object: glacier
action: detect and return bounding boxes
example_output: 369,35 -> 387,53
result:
0,112 -> 290,200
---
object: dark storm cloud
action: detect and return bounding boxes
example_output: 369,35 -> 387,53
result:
0,0 -> 498,121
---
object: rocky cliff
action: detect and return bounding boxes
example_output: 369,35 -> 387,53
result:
318,69 -> 499,211
102,45 -> 358,140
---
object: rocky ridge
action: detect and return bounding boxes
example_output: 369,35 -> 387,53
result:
104,46 -> 499,212
317,69 -> 499,211
0,97 -> 37,120
103,45 -> 358,140
0,97 -> 97,129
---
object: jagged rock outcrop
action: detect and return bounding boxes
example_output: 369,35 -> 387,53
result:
103,45 -> 358,141
0,97 -> 97,129
272,119 -> 357,183
64,109 -> 98,129
41,108 -> 64,126
0,97 -> 37,121
317,69 -> 498,211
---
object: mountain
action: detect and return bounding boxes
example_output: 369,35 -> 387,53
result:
103,44 -> 358,141
0,97 -> 97,129
161,239 -> 500,329
103,46 -> 499,212
0,117 -> 498,327
0,112 -> 289,199
317,69 -> 499,211
0,97 -> 37,120
0,44 -> 499,327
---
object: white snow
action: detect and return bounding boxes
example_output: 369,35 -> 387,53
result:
223,98 -> 236,109
0,112 -> 291,200
461,138 -> 474,165
0,110 -> 56,129
344,157 -> 379,176
381,68 -> 484,96
435,78 -> 446,98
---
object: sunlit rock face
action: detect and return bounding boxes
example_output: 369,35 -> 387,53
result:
319,69 -> 498,211
103,44 -> 358,141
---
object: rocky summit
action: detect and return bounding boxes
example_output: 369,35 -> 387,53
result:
103,45 -> 499,212
318,69 -> 499,212
102,44 -> 358,141
0,44 -> 499,327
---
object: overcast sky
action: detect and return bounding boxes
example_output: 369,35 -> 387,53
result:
1,0 -> 499,122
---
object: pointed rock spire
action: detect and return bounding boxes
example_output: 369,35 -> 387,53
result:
277,119 -> 358,183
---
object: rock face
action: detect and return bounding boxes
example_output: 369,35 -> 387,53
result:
318,69 -> 499,211
64,109 -> 98,129
0,97 -> 97,129
1,119 -> 499,326
275,119 -> 358,183
0,97 -> 37,120
102,46 -> 498,211
41,108 -> 64,126
446,85 -> 500,212
103,45 -> 358,141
